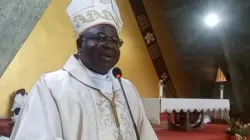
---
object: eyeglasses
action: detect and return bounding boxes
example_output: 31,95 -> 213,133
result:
82,35 -> 124,48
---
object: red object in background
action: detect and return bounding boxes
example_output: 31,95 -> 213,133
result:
230,136 -> 237,140
230,136 -> 250,140
151,113 -> 231,140
0,118 -> 13,137
160,112 -> 174,122
155,124 -> 230,140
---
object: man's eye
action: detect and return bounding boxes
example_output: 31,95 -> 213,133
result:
99,37 -> 106,41
88,37 -> 103,41
111,37 -> 118,41
97,33 -> 106,38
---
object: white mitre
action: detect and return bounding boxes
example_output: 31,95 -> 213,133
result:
66,0 -> 123,36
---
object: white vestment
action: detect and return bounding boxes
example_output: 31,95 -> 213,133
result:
11,94 -> 28,111
10,55 -> 158,140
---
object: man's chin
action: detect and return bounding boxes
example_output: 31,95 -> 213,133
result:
100,63 -> 116,73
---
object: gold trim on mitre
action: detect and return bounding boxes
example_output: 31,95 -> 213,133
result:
72,10 -> 122,35
66,0 -> 123,36
77,21 -> 120,37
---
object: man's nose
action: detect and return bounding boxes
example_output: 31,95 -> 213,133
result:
102,42 -> 117,49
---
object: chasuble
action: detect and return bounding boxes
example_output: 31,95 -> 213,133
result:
10,55 -> 158,140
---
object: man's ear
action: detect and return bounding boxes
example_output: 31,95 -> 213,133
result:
76,38 -> 82,51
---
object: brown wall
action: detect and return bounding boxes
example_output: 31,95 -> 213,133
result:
143,0 -> 190,97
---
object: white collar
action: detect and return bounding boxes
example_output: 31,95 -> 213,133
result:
63,55 -> 120,91
77,59 -> 111,81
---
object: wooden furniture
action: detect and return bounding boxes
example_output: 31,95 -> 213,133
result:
0,118 -> 13,137
167,111 -> 204,131
142,98 -> 230,131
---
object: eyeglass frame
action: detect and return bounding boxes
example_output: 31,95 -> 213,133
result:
80,34 -> 124,48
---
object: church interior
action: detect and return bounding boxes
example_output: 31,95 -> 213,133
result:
1,0 -> 250,139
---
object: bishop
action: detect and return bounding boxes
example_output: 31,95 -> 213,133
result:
10,0 -> 158,140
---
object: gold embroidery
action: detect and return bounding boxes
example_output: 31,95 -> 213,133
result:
73,10 -> 121,31
95,90 -> 133,140
100,0 -> 111,4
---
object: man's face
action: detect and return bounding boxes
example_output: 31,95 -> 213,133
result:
77,24 -> 123,75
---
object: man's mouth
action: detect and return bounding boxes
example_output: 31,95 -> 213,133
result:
99,55 -> 114,62
98,49 -> 117,62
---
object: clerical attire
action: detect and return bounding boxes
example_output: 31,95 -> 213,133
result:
11,0 -> 158,139
10,56 -> 158,140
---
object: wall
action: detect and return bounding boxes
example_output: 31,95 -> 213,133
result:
0,0 -> 191,117
143,0 -> 190,97
0,0 -> 159,116
0,0 -> 51,77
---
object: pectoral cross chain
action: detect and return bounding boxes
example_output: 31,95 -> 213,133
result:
98,90 -> 122,140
